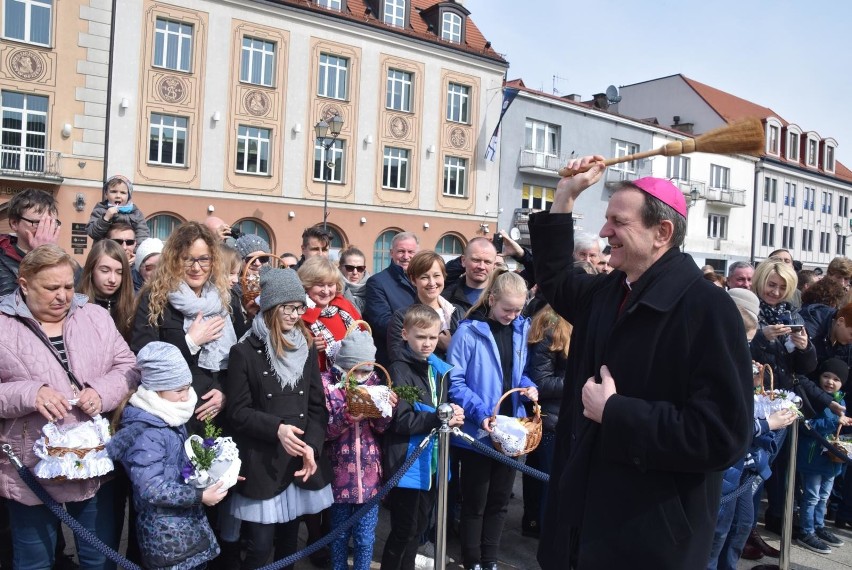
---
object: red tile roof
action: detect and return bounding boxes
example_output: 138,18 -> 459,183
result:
265,0 -> 506,64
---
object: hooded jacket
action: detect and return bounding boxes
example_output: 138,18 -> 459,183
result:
529,211 -> 752,570
0,291 -> 139,505
800,303 -> 852,388
85,176 -> 150,241
107,405 -> 219,570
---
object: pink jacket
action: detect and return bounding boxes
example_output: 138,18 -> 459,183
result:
322,370 -> 391,504
0,291 -> 139,505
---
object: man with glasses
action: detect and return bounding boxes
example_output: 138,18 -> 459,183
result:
280,253 -> 299,270
338,245 -> 370,313
297,226 -> 331,268
107,223 -> 139,266
0,188 -> 61,296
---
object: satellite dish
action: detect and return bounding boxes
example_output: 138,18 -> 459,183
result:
605,85 -> 622,104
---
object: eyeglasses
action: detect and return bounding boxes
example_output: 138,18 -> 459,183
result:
244,255 -> 270,265
18,216 -> 61,228
343,265 -> 367,273
111,238 -> 136,246
279,304 -> 307,315
183,256 -> 212,269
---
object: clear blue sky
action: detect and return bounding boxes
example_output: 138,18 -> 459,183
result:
466,0 -> 852,164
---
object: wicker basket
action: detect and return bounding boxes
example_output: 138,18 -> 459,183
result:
344,360 -> 392,419
489,388 -> 542,457
345,320 -> 372,336
829,422 -> 852,464
240,252 -> 283,305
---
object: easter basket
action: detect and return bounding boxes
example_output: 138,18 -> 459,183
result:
489,388 -> 542,457
828,422 -> 852,464
182,420 -> 242,490
753,364 -> 802,419
32,415 -> 114,480
344,360 -> 394,419
240,252 -> 284,305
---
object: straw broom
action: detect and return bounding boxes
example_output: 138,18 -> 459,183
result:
557,117 -> 765,178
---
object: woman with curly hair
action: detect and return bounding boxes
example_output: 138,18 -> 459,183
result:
130,221 -> 245,431
77,239 -> 135,339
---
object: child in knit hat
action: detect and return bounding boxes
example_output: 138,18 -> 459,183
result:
322,327 -> 398,570
796,358 -> 852,554
107,342 -> 227,570
86,174 -> 150,242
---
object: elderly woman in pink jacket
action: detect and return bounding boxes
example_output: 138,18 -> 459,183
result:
0,244 -> 138,570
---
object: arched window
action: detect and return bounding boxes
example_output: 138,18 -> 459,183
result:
373,229 -> 399,273
233,219 -> 272,249
435,234 -> 464,261
145,214 -> 182,241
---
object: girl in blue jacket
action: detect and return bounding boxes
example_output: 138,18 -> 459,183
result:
447,268 -> 537,570
108,342 -> 229,570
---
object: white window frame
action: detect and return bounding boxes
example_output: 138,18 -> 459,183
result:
767,124 -> 780,155
386,69 -> 412,112
236,125 -> 271,175
784,182 -> 797,207
761,222 -> 775,247
314,139 -> 345,183
446,82 -> 470,123
787,129 -> 800,161
801,228 -> 813,252
710,164 -> 730,190
838,234 -> 848,256
383,0 -> 405,27
316,0 -> 342,10
822,191 -> 833,214
443,156 -> 467,197
1,90 -> 47,173
806,135 -> 819,167
763,177 -> 777,202
3,0 -> 51,46
666,156 -> 690,181
522,184 -> 555,211
825,144 -> 836,173
707,214 -> 728,239
382,146 -> 409,190
240,36 -> 275,87
153,18 -> 193,72
318,53 -> 348,100
611,139 -> 639,173
148,113 -> 188,166
804,186 -> 816,211
441,11 -> 462,43
524,120 -> 559,166
820,231 -> 831,254
782,226 -> 795,250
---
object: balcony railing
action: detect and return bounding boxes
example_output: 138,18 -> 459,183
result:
705,186 -> 746,207
674,178 -> 705,197
0,145 -> 62,180
517,149 -> 571,176
605,168 -> 639,183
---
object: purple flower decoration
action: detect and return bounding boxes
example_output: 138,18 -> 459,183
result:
203,438 -> 215,447
181,462 -> 194,480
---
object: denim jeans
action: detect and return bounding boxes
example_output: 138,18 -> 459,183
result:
328,503 -> 379,570
799,471 -> 835,535
7,479 -> 117,570
707,473 -> 755,570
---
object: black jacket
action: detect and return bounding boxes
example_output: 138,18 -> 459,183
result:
801,303 -> 852,390
383,347 -> 451,479
386,302 -> 460,362
530,212 -> 752,570
523,332 -> 566,432
0,234 -> 23,297
223,333 -> 331,500
441,278 -> 475,316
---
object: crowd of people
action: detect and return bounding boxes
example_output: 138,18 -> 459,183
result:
2,163 -> 852,570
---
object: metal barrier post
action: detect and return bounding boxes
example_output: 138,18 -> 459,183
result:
434,403 -> 454,570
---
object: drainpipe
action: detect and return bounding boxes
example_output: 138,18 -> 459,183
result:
750,163 -> 760,263
102,0 -> 117,183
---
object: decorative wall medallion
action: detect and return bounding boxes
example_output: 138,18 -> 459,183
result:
450,127 -> 467,149
10,50 -> 45,81
158,75 -> 187,104
245,90 -> 271,116
389,116 -> 409,139
321,104 -> 343,122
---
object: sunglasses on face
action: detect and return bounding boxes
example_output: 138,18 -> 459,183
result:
245,255 -> 270,265
111,238 -> 136,246
18,216 -> 62,228
343,265 -> 367,273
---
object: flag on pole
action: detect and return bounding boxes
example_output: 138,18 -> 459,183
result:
484,87 -> 519,161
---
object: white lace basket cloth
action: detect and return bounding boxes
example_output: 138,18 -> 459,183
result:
32,415 -> 114,480
754,389 -> 802,420
184,434 -> 242,490
489,415 -> 529,457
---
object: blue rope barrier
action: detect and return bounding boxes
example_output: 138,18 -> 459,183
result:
451,429 -> 551,482
720,474 -> 757,505
802,420 -> 852,463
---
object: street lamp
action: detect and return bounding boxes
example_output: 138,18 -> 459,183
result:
314,114 -> 344,230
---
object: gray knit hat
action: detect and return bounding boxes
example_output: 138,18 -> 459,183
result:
334,329 -> 376,372
258,266 -> 305,313
134,237 -> 164,272
137,342 -> 192,391
235,234 -> 271,259
728,288 -> 760,323
103,174 -> 133,200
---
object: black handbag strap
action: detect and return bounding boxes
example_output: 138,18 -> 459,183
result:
17,316 -> 84,391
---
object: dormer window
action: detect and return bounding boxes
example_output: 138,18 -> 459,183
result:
384,0 -> 406,28
442,11 -> 462,43
316,0 -> 343,11
764,118 -> 782,156
806,136 -> 819,167
786,126 -> 801,162
824,139 -> 837,173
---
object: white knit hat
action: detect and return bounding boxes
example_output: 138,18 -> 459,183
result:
134,238 -> 164,272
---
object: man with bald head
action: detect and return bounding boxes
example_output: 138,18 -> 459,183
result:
442,237 -> 497,314
204,216 -> 233,244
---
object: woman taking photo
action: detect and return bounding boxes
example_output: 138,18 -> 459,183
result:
77,239 -> 135,339
0,245 -> 137,569
223,267 -> 332,569
298,256 -> 362,372
131,221 -> 245,431
387,250 -> 459,360
447,268 -> 538,570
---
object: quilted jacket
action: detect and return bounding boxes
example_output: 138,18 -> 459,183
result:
108,405 -> 219,570
0,291 -> 139,505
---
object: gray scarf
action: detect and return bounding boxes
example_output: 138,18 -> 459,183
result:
168,281 -> 237,372
251,314 -> 309,390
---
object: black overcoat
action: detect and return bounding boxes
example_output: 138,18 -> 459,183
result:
530,212 -> 753,570
222,333 -> 331,500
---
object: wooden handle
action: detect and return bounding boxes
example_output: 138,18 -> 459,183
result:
345,320 -> 372,337
345,361 -> 391,388
240,252 -> 282,282
490,387 -> 539,420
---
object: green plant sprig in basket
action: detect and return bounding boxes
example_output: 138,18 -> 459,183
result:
190,418 -> 222,471
392,385 -> 423,406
